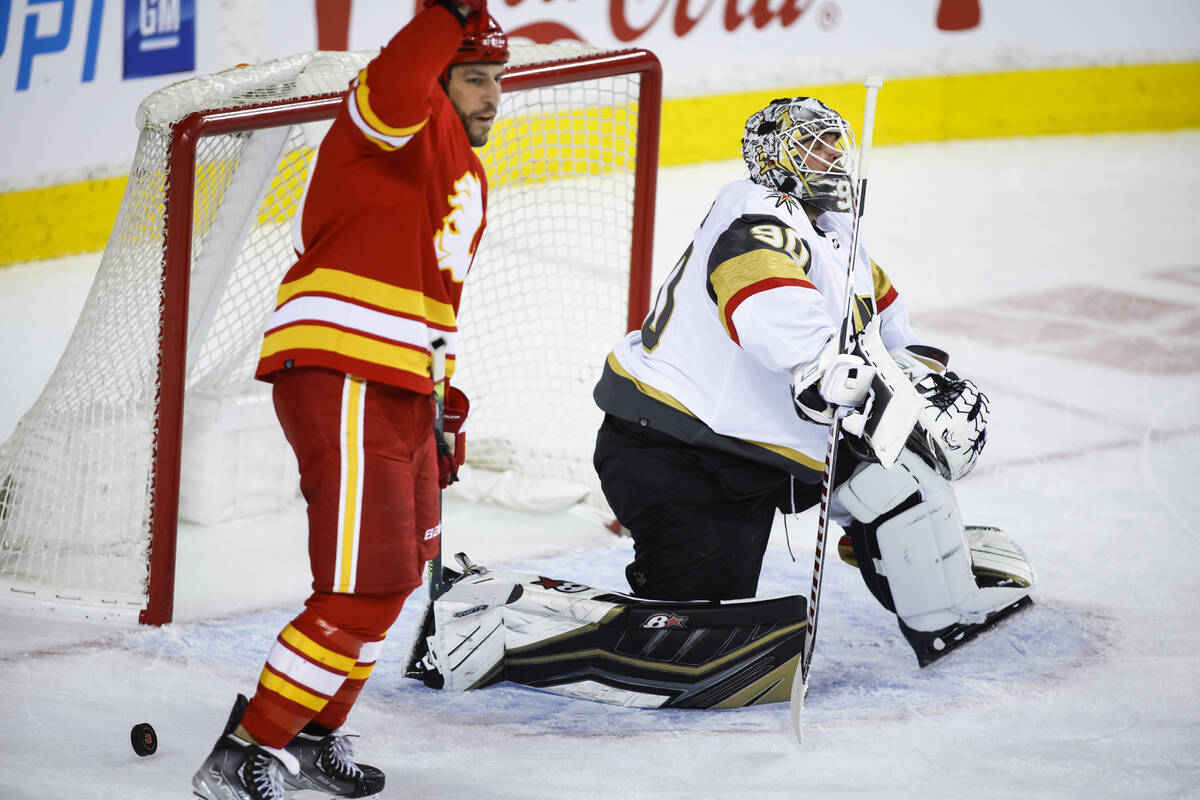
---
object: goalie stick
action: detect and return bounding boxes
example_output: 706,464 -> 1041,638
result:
789,76 -> 884,744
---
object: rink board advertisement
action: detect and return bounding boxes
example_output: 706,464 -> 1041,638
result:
0,0 -> 1198,263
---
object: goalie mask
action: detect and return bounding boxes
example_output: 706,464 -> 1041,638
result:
741,97 -> 856,212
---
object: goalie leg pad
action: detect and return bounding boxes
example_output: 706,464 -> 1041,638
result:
840,525 -> 1035,592
406,563 -> 808,709
834,450 -> 1033,634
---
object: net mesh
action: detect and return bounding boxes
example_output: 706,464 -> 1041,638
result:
0,44 -> 649,613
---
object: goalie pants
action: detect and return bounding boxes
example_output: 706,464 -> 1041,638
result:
595,415 -> 798,601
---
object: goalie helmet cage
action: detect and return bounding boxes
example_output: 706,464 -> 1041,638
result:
0,44 -> 661,625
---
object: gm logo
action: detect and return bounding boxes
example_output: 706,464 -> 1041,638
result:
123,0 -> 193,78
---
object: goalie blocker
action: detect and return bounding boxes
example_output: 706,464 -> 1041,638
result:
406,555 -> 806,709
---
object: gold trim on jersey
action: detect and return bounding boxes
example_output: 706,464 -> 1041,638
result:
354,69 -> 429,137
710,249 -> 814,337
605,352 -> 695,417
742,437 -> 824,472
870,258 -> 894,304
261,324 -> 450,379
604,353 -> 825,473
276,267 -> 456,328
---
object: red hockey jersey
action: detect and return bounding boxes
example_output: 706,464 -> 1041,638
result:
257,6 -> 487,393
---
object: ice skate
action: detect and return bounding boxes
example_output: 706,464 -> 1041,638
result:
283,721 -> 385,798
899,594 -> 1033,667
192,695 -> 299,800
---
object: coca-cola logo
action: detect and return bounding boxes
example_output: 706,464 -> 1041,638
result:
482,1 -> 835,44
316,0 -> 980,52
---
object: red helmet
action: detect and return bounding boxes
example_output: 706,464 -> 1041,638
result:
442,12 -> 508,82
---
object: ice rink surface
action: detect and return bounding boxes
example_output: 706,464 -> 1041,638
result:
1,131 -> 1199,798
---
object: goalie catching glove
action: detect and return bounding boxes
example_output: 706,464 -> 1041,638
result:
875,336 -> 989,480
905,370 -> 988,481
437,386 -> 469,489
791,318 -> 989,480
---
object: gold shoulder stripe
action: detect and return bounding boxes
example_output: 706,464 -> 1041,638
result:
276,268 -> 456,328
354,69 -> 429,138
710,249 -> 811,312
870,258 -> 894,300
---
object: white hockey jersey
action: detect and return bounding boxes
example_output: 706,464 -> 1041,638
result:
594,178 -> 922,483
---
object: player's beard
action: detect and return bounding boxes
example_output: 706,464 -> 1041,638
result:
459,105 -> 497,147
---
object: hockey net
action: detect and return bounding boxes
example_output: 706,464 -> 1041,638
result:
0,44 -> 659,624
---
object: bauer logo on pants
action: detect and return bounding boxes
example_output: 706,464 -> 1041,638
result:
642,613 -> 689,629
424,523 -> 441,541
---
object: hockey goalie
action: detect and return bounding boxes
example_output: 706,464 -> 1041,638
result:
406,95 -> 1034,708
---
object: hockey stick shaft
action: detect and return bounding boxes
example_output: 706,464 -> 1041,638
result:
805,75 -> 883,665
791,76 -> 883,744
429,336 -> 449,600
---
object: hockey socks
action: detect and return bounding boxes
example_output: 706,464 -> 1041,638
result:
240,608 -> 369,748
241,591 -> 407,747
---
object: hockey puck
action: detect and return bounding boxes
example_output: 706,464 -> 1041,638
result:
130,723 -> 157,757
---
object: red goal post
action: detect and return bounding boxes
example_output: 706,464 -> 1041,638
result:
0,44 -> 661,625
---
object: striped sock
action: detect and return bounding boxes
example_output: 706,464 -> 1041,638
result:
239,609 -> 366,748
313,634 -> 386,731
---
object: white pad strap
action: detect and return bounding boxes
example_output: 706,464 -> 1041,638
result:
835,450 -> 1030,631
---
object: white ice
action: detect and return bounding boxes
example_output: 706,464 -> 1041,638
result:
1,131 -> 1199,799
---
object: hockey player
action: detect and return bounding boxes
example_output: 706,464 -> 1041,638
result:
192,2 -> 506,798
592,97 -> 1033,667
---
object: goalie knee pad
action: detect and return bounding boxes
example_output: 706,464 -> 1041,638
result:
834,450 -> 1032,634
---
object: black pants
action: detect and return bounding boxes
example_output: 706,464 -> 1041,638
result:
594,415 -> 812,601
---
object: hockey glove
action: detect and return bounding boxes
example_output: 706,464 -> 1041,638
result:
791,337 -> 876,425
438,386 -> 470,489
905,371 -> 989,481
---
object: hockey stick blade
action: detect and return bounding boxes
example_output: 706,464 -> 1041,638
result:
789,662 -> 808,744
